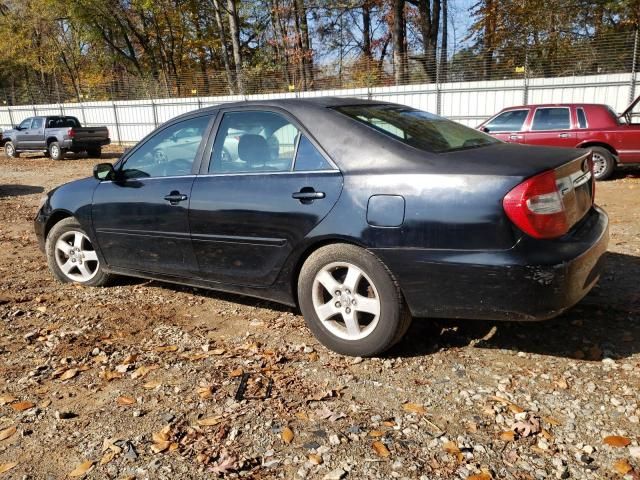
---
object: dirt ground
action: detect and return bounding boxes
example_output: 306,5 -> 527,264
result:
0,148 -> 639,480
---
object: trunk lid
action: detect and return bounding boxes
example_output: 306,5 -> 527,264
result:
553,150 -> 594,231
71,126 -> 109,142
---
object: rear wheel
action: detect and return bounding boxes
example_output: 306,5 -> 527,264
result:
298,244 -> 411,357
87,147 -> 102,158
4,142 -> 18,158
589,146 -> 615,181
49,142 -> 66,161
45,217 -> 112,287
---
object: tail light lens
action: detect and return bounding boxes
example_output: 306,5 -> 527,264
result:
67,128 -> 76,138
503,170 -> 568,239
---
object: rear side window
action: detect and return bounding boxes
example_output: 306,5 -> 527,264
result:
531,108 -> 570,131
576,108 -> 587,128
335,105 -> 499,153
484,110 -> 528,132
294,136 -> 333,171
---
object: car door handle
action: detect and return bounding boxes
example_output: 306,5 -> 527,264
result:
164,192 -> 188,205
292,188 -> 325,203
509,134 -> 523,140
558,133 -> 569,138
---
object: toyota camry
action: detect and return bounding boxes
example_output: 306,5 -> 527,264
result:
34,98 -> 609,356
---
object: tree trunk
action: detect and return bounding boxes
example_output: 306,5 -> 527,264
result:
393,0 -> 406,85
294,0 -> 313,89
226,0 -> 244,94
212,0 -> 235,94
439,0 -> 447,82
363,1 -> 372,61
415,0 -> 440,82
482,0 -> 495,80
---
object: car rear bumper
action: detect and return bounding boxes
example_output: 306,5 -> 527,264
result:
372,207 -> 609,321
61,139 -> 111,149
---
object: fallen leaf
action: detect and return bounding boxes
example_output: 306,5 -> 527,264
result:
499,430 -> 515,442
543,416 -> 563,426
152,345 -> 178,353
613,459 -> 633,475
488,395 -> 524,413
369,430 -> 385,437
121,354 -> 137,364
372,440 -> 390,457
604,436 -> 632,447
151,441 -> 171,454
116,396 -> 136,406
382,420 -> 396,427
0,426 -> 17,441
308,453 -> 323,465
100,450 -> 116,466
403,402 -> 427,415
59,368 -> 78,381
143,380 -> 162,390
93,354 -> 108,364
467,472 -> 492,480
443,441 -> 464,462
197,386 -> 213,399
100,370 -> 123,381
69,460 -> 94,477
0,395 -> 17,405
281,427 -> 294,444
198,416 -> 223,427
210,450 -> 236,474
131,365 -> 159,380
10,401 -> 35,412
0,463 -> 17,474
230,368 -> 243,377
39,399 -> 52,408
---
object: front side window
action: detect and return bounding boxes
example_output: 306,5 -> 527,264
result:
531,108 -> 570,131
18,118 -> 32,129
211,111 -> 300,173
120,115 -> 211,179
31,118 -> 43,129
335,105 -> 499,153
484,110 -> 528,132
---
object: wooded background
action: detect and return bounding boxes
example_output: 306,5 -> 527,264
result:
0,0 -> 638,105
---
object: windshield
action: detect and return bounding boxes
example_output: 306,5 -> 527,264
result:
334,104 -> 500,153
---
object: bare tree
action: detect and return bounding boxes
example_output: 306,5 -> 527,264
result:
226,0 -> 243,93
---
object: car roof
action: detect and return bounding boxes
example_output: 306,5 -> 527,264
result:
499,103 -> 609,110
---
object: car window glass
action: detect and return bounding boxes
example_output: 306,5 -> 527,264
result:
210,111 -> 299,173
577,108 -> 587,128
335,105 -> 499,153
120,115 -> 211,179
484,110 -> 528,132
531,108 -> 570,131
294,136 -> 333,171
31,118 -> 43,129
19,118 -> 32,129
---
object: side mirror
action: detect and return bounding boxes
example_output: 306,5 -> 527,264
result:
480,126 -> 490,133
93,163 -> 115,181
14,125 -> 21,130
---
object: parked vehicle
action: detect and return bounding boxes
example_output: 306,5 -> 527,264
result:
1,116 -> 110,160
34,98 -> 608,356
478,96 -> 640,180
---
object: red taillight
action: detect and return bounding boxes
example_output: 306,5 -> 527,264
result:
503,170 -> 569,239
67,128 -> 76,138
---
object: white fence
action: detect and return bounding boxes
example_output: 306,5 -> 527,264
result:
0,73 -> 637,144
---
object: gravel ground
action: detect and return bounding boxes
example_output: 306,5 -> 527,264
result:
0,150 -> 639,480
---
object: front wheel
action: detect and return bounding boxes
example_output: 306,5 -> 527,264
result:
49,142 -> 66,161
298,244 -> 411,357
590,146 -> 615,181
4,142 -> 19,158
45,217 -> 112,286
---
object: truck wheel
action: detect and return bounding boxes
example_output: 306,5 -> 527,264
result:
4,142 -> 19,158
590,147 -> 615,181
49,142 -> 66,161
87,147 -> 102,158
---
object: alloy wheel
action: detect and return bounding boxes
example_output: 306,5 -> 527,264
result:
54,230 -> 100,282
592,152 -> 608,179
311,261 -> 381,341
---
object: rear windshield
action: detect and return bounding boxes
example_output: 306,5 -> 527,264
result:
46,117 -> 80,128
334,104 -> 499,153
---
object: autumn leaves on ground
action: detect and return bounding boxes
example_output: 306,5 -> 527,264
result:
0,152 -> 639,479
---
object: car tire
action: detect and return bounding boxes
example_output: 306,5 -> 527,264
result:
87,147 -> 102,158
49,142 -> 66,161
45,217 -> 112,287
589,146 -> 615,181
298,243 -> 411,357
5,142 -> 19,158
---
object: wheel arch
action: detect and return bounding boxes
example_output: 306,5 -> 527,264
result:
45,209 -> 74,240
577,141 -> 618,158
46,137 -> 59,146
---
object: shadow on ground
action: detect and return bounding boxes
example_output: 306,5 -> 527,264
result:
0,184 -> 44,197
391,251 -> 640,361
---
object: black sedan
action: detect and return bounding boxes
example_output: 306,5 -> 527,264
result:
34,98 -> 609,356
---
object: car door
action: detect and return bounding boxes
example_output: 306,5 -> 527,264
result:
189,108 -> 343,287
481,109 -> 529,143
15,118 -> 32,147
91,113 -> 215,276
26,117 -> 45,149
524,107 -> 577,147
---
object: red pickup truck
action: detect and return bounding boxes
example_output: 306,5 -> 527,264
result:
478,96 -> 640,180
